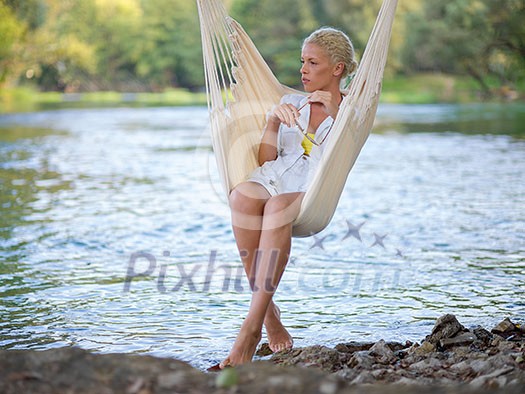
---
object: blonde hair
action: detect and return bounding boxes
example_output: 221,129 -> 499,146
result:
303,27 -> 358,80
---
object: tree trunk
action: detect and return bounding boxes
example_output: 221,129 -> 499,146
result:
465,64 -> 492,99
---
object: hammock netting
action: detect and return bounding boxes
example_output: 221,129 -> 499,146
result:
197,0 -> 398,237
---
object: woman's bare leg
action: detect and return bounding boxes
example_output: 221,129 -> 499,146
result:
229,183 -> 293,352
221,192 -> 304,367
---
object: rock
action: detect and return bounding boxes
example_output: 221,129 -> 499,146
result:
269,347 -> 302,364
335,341 -> 408,354
334,341 -> 374,354
469,359 -> 492,375
491,318 -> 525,341
270,345 -> 342,372
469,366 -> 514,389
0,347 -> 205,394
347,351 -> 376,370
497,339 -> 517,352
394,376 -> 422,385
350,370 -> 376,385
394,349 -> 409,360
408,358 -> 443,373
390,341 -> 413,352
2,315 -> 525,393
473,326 -> 493,345
233,362 -> 350,394
408,340 -> 436,356
369,339 -> 396,364
449,360 -> 474,376
439,332 -> 476,349
492,318 -> 516,334
255,342 -> 273,357
425,314 -> 467,345
334,366 -> 359,382
449,345 -> 476,358
370,368 -> 390,379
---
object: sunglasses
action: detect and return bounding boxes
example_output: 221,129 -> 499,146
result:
295,102 -> 334,147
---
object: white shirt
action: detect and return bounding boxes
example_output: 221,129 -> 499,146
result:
248,93 -> 335,195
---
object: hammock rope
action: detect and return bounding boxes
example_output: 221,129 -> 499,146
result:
197,0 -> 398,237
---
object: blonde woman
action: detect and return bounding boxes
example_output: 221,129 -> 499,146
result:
219,27 -> 358,368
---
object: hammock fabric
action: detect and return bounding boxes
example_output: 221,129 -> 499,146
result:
197,0 -> 398,237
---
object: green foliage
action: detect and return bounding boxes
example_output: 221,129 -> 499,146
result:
3,0 -> 47,29
136,0 -> 203,89
232,0 -> 312,86
402,0 -> 524,95
0,1 -> 26,85
0,0 -> 523,100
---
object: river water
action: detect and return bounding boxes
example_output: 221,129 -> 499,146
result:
0,103 -> 524,370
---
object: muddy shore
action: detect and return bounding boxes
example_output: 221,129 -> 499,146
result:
1,314 -> 524,393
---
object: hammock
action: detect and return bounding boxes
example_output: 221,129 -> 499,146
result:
197,0 -> 398,237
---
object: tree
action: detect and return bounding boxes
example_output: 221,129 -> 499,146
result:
232,0 -> 319,86
314,0 -> 379,51
136,0 -> 203,90
484,0 -> 525,84
1,0 -> 96,91
0,1 -> 26,86
402,0 -> 524,96
87,0 -> 144,89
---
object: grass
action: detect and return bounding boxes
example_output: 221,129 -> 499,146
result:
0,87 -> 208,114
0,74 -> 522,114
381,73 -> 523,104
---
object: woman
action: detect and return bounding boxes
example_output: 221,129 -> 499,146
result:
219,27 -> 358,368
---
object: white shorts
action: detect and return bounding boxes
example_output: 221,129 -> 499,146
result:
247,155 -> 310,197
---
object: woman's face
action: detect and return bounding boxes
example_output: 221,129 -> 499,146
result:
300,43 -> 336,92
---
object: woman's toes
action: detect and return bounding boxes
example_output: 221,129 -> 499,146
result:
272,339 -> 293,353
219,357 -> 232,369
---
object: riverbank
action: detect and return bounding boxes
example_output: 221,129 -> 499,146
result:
1,74 -> 523,114
0,87 -> 208,114
1,314 -> 523,393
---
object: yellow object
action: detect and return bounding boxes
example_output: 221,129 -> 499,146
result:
301,133 -> 316,156
197,0 -> 398,237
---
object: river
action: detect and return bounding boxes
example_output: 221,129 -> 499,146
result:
0,103 -> 524,370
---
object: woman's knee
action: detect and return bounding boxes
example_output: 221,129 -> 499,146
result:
263,193 -> 303,223
229,183 -> 268,214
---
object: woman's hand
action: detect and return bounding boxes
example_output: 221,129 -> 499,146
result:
307,90 -> 341,119
267,103 -> 301,128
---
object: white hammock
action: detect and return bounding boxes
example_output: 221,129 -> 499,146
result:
197,0 -> 398,237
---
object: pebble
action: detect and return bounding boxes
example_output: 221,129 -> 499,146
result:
439,332 -> 476,349
369,339 -> 396,364
268,314 -> 525,389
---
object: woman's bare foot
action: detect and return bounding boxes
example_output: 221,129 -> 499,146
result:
264,303 -> 293,353
219,320 -> 262,369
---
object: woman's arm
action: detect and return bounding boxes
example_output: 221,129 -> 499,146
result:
258,103 -> 300,166
258,118 -> 279,166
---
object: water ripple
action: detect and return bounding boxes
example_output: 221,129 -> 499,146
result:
0,105 -> 524,370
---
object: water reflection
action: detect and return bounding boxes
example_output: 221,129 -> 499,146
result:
0,104 -> 524,369
375,103 -> 525,137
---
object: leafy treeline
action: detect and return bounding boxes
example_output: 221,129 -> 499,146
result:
1,0 -> 523,95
